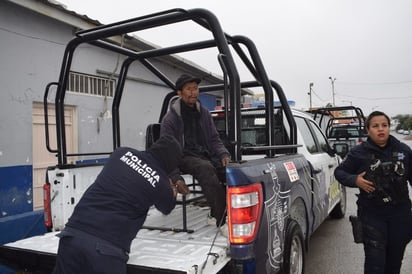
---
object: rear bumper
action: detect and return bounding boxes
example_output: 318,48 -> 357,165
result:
0,245 -> 56,272
0,245 -> 186,274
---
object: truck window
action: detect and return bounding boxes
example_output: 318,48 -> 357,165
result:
308,120 -> 329,153
295,117 -> 318,153
212,108 -> 288,154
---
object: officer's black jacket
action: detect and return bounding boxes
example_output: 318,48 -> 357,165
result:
335,135 -> 412,206
66,147 -> 177,252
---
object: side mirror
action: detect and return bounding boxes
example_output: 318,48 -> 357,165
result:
333,143 -> 349,158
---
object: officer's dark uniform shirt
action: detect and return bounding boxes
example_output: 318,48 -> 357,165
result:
335,135 -> 412,207
66,147 -> 176,252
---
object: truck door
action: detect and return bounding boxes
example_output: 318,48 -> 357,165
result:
294,116 -> 339,230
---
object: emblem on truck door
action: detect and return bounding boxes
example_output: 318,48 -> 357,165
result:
264,162 -> 290,270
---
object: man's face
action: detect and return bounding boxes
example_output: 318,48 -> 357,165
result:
177,81 -> 199,107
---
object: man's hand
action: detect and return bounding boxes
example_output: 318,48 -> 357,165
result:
169,178 -> 178,198
175,179 -> 190,195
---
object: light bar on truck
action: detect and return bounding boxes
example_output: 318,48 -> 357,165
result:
227,183 -> 263,244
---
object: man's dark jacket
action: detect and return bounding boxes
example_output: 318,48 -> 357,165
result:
160,97 -> 229,179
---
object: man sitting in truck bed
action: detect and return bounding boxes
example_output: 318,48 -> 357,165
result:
160,74 -> 231,236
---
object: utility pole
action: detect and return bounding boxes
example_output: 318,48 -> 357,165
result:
329,76 -> 336,106
308,82 -> 313,110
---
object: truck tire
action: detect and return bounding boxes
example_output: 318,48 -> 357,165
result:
282,219 -> 305,274
329,185 -> 346,219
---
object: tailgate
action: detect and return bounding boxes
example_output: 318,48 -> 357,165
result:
1,204 -> 230,274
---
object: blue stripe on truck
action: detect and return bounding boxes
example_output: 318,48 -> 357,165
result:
0,210 -> 47,245
0,165 -> 33,217
0,165 -> 47,244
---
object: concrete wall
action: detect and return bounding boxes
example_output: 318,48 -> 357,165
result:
0,1 -> 71,168
0,1 -> 73,218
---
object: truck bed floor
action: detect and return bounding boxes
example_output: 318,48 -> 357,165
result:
3,204 -> 230,274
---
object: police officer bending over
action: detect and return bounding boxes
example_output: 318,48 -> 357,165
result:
53,135 -> 185,274
335,110 -> 412,274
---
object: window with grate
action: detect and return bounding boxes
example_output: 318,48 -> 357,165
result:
68,71 -> 115,97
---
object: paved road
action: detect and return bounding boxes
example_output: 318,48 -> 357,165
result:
305,133 -> 412,274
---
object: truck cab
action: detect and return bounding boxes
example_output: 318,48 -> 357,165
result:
210,100 -> 347,272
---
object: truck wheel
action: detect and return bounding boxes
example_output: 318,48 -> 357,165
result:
329,185 -> 346,219
282,220 -> 304,274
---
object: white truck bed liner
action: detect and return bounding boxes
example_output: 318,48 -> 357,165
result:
5,204 -> 230,274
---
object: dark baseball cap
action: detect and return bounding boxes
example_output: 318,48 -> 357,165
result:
175,74 -> 201,91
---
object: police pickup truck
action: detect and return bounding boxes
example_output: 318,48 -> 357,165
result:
310,106 -> 367,157
0,8 -> 346,274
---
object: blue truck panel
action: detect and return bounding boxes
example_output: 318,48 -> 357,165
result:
0,165 -> 33,216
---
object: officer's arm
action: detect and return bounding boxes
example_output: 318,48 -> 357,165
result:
154,178 -> 176,215
334,153 -> 361,187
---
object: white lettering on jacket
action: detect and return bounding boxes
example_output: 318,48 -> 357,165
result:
120,151 -> 160,187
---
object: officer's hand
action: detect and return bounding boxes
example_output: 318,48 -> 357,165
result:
356,171 -> 375,193
175,179 -> 190,195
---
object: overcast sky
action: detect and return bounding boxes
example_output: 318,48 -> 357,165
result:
58,0 -> 412,117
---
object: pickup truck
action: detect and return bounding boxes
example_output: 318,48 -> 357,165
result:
0,8 -> 346,274
310,106 -> 367,157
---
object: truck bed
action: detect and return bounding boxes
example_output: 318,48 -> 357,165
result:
1,204 -> 230,274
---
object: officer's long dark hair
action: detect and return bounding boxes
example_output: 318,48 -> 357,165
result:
365,111 -> 390,129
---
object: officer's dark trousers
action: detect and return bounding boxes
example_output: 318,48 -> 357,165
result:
52,227 -> 129,274
179,155 -> 226,226
359,204 -> 412,274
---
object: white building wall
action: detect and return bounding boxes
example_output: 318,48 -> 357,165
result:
0,1 -> 191,166
0,0 -> 201,215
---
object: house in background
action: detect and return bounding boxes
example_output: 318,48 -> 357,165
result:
0,0 -> 235,248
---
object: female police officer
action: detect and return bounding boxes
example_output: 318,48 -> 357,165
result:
335,110 -> 412,274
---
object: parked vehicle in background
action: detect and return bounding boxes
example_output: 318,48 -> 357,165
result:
309,106 -> 367,157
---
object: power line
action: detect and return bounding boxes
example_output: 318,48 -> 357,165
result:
338,80 -> 412,86
336,93 -> 412,100
311,89 -> 328,102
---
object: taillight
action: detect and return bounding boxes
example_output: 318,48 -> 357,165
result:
227,183 -> 263,244
43,183 -> 52,228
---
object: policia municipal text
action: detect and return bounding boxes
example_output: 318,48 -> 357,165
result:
335,111 -> 412,274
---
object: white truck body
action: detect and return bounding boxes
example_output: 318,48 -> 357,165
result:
3,109 -> 343,273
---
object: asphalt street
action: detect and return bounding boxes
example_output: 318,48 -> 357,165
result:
305,133 -> 412,274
